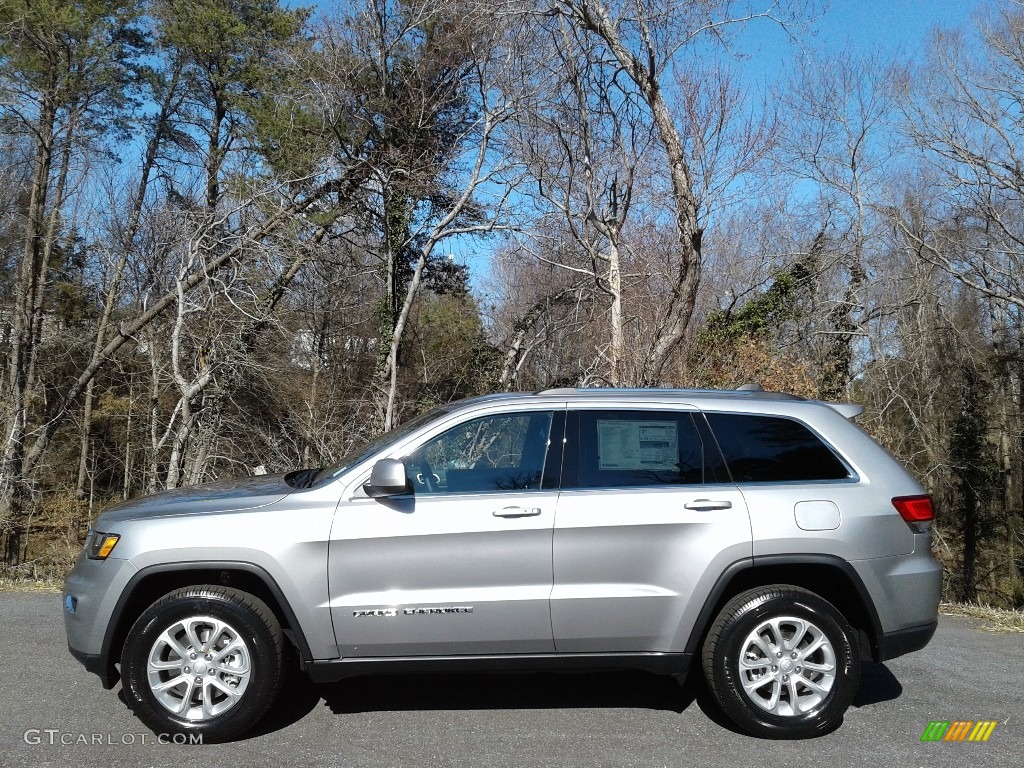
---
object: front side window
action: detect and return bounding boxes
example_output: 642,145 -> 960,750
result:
404,411 -> 557,494
567,410 -> 713,488
704,413 -> 852,482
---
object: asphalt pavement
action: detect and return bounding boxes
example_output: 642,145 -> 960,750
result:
1,591 -> 1020,767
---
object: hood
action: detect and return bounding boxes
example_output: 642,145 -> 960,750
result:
96,473 -> 293,525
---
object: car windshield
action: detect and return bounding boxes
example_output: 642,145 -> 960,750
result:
314,405 -> 453,485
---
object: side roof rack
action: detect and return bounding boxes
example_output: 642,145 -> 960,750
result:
535,385 -> 805,401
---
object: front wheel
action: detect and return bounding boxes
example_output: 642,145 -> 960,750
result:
121,586 -> 284,743
701,585 -> 861,739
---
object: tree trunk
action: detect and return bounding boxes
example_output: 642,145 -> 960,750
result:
607,239 -> 623,386
1,91 -> 57,567
75,73 -> 180,498
383,249 -> 428,431
561,0 -> 703,384
374,186 -> 411,431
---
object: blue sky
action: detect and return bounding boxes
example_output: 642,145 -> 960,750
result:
809,0 -> 979,52
734,0 -> 981,81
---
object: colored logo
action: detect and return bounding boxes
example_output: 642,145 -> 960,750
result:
921,721 -> 998,742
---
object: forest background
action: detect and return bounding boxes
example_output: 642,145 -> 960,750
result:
2,0 -> 1022,609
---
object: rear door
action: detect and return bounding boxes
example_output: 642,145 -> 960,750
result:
551,406 -> 752,653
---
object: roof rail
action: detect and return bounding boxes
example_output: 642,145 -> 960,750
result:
535,386 -> 805,401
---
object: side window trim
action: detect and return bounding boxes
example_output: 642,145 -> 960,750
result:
691,411 -> 732,485
541,410 -> 568,491
562,411 -> 580,490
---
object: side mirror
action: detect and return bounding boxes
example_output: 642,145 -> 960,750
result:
363,458 -> 410,498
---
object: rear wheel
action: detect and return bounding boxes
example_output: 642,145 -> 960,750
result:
701,585 -> 861,739
121,585 -> 284,743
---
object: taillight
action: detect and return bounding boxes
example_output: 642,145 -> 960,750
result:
892,495 -> 934,531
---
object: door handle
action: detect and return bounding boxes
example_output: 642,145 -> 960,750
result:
493,506 -> 542,518
684,499 -> 733,511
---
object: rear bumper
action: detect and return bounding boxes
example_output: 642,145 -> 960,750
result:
851,546 -> 942,654
876,620 -> 937,661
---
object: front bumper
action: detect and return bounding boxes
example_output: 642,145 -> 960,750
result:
67,645 -> 118,688
63,553 -> 138,688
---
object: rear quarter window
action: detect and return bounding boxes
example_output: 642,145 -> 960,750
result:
704,413 -> 851,483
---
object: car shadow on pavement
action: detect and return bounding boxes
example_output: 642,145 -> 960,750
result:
246,667 -> 699,738
321,669 -> 696,715
244,661 -> 903,740
851,662 -> 903,708
243,666 -> 326,738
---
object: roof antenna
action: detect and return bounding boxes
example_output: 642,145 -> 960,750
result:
736,383 -> 764,392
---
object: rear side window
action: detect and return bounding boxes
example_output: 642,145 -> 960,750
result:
704,413 -> 851,483
566,410 -> 720,488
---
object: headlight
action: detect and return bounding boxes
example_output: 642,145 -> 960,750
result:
84,530 -> 120,560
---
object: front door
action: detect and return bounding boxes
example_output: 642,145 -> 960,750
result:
330,409 -> 564,657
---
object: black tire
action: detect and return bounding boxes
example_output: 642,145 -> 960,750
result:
121,585 -> 284,743
701,585 -> 861,739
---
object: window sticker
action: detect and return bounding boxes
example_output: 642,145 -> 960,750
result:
597,420 -> 678,471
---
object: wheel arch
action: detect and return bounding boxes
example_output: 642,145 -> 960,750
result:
98,561 -> 313,689
684,555 -> 884,662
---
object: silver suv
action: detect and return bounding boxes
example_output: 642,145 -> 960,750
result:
63,387 -> 941,741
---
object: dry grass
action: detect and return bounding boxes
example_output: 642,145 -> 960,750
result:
0,577 -> 62,593
940,602 -> 1024,633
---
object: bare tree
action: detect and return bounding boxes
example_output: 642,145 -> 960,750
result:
318,1 -> 517,430
0,0 -> 146,564
897,3 -> 1024,310
510,17 -> 656,385
498,1 -> 782,385
774,49 -> 903,397
545,0 -> 799,383
489,244 -> 595,390
74,63 -> 187,498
